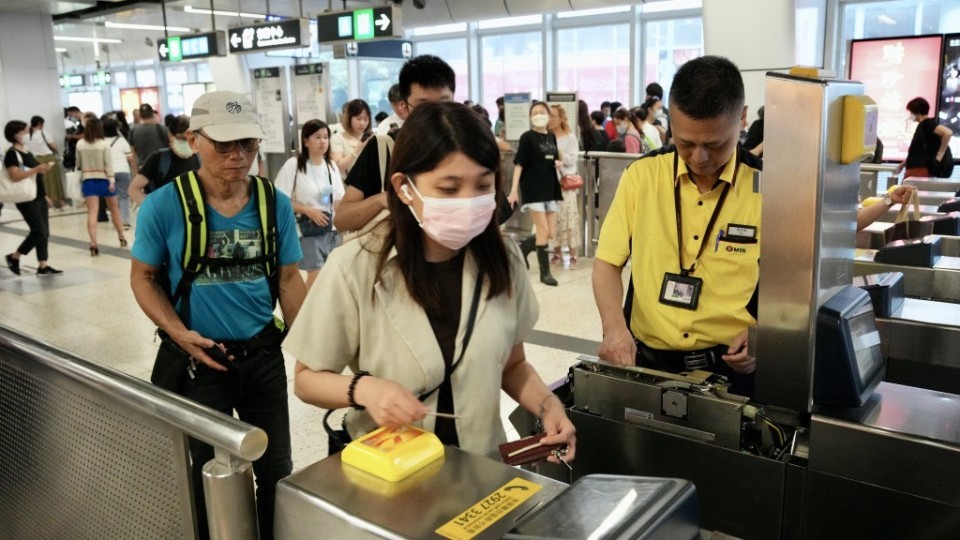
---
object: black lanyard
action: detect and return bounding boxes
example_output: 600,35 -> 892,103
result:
672,151 -> 737,276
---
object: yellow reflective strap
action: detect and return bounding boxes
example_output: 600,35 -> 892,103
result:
184,171 -> 207,273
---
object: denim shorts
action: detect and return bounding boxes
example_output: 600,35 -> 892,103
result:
522,201 -> 560,213
299,231 -> 340,270
81,179 -> 116,198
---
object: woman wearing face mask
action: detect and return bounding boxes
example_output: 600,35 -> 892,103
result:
128,115 -> 201,205
330,98 -> 372,176
640,98 -> 665,150
285,102 -> 577,462
75,116 -> 126,254
274,119 -> 345,290
613,108 -> 647,155
507,101 -> 563,286
3,120 -> 59,275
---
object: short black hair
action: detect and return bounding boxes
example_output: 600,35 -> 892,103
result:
4,120 -> 27,143
669,56 -> 744,120
387,84 -> 402,104
590,110 -> 605,124
606,139 -> 626,153
600,101 -> 612,109
646,82 -> 664,99
906,97 -> 930,116
398,55 -> 455,101
375,111 -> 389,124
610,101 -> 622,111
169,115 -> 191,135
102,117 -> 120,137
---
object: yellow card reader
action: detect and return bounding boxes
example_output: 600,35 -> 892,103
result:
341,424 -> 445,482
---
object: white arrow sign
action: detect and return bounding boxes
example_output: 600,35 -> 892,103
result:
159,43 -> 168,58
376,13 -> 390,32
230,32 -> 241,48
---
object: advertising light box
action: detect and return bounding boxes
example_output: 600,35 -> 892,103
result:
940,33 -> 960,156
849,35 -> 943,162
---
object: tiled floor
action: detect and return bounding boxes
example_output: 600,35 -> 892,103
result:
0,205 -> 613,472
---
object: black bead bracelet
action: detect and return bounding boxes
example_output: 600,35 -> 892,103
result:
348,370 -> 370,410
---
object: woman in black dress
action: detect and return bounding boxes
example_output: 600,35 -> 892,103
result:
507,101 -> 562,286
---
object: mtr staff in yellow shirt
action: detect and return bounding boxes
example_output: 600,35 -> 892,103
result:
593,56 -> 760,397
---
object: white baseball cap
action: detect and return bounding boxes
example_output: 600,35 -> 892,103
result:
189,91 -> 266,141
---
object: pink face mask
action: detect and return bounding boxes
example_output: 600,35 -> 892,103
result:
403,178 -> 497,250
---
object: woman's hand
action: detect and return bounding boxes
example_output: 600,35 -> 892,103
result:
108,180 -> 117,193
354,376 -> 428,427
507,191 -> 519,207
306,207 -> 330,227
538,395 -> 577,464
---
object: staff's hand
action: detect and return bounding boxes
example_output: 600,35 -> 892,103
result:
354,377 -> 428,427
172,329 -> 230,372
598,325 -> 637,366
722,329 -> 755,374
538,395 -> 577,464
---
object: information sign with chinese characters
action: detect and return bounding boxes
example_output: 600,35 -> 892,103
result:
228,19 -> 310,53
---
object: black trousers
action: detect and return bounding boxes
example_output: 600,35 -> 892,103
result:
14,196 -> 49,261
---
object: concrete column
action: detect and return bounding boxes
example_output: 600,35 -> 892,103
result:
702,0 -> 798,121
0,12 -> 67,147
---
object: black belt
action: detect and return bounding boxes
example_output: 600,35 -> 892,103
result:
157,321 -> 285,359
635,340 -> 727,372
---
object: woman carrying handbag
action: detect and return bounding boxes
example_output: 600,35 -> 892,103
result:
3,120 -> 61,275
549,104 -> 583,269
274,119 -> 345,290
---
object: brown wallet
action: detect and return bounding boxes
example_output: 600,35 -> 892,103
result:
498,433 -> 562,466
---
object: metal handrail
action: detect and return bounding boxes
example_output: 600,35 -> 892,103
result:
579,150 -> 644,160
861,163 -> 899,173
0,324 -> 267,461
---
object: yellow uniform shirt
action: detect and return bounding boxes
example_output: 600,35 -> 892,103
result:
596,147 -> 762,351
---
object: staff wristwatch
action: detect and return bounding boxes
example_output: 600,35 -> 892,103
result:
883,196 -> 893,206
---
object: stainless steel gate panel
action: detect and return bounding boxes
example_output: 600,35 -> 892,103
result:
810,382 -> 960,506
0,350 -> 195,539
854,259 -> 960,302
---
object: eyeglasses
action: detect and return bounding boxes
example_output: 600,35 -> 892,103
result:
195,130 -> 261,154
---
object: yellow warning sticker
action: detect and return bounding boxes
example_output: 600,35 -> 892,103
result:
435,477 -> 542,540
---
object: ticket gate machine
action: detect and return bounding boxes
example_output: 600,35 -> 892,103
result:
542,73 -> 960,539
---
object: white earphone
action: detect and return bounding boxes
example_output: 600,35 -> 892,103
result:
400,184 -> 413,201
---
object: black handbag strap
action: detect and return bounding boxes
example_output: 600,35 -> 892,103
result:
418,274 -> 484,402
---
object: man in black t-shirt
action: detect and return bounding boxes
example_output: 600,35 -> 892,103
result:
128,115 -> 200,204
130,104 -> 168,169
334,55 -> 456,232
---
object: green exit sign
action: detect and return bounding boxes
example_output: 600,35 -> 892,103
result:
316,6 -> 401,44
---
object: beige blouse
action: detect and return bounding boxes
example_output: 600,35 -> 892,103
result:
75,139 -> 115,181
283,232 -> 539,458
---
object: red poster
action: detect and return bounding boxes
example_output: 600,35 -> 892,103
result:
850,35 -> 943,162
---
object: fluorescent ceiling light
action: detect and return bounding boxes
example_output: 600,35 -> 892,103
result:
184,5 -> 264,19
557,5 -> 631,19
54,36 -> 123,43
478,14 -> 542,30
55,48 -> 67,52
413,22 -> 467,36
641,0 -> 702,13
105,21 -> 192,32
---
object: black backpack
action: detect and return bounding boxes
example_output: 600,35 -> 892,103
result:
929,146 -> 955,178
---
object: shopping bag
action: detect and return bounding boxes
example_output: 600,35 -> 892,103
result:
885,190 -> 933,243
0,151 -> 36,203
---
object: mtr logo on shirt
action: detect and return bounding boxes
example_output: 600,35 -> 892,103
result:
726,245 -> 747,253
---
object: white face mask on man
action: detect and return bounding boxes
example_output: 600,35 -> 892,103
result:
402,177 -> 497,251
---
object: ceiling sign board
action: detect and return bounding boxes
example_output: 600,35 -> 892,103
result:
59,74 -> 86,88
316,6 -> 402,44
333,39 -> 413,60
228,18 -> 310,53
158,31 -> 227,62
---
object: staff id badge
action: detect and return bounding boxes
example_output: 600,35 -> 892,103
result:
659,272 -> 702,310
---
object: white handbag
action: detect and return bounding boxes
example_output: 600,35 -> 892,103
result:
0,150 -> 37,204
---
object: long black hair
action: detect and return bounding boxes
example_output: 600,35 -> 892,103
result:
296,119 -> 331,174
375,101 -> 512,316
